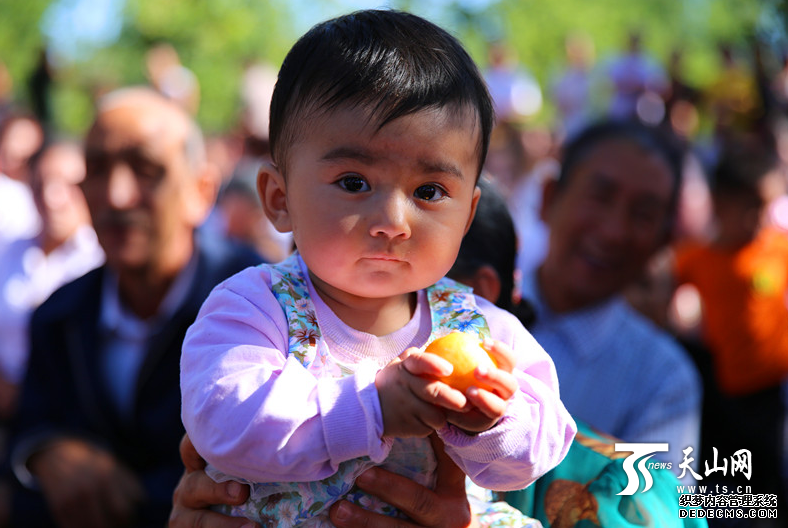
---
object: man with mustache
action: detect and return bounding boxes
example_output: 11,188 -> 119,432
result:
6,87 -> 262,528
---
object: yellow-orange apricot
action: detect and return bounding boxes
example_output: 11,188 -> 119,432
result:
424,332 -> 496,392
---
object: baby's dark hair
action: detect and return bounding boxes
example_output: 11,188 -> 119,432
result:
268,9 -> 494,176
448,177 -> 536,328
557,119 -> 685,236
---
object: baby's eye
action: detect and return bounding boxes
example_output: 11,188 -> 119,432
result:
414,184 -> 447,201
336,175 -> 370,193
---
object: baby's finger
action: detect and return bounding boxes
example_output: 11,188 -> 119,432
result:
396,346 -> 421,361
482,339 -> 516,373
400,351 -> 454,378
473,365 -> 518,400
464,386 -> 510,419
415,401 -> 450,432
410,376 -> 468,411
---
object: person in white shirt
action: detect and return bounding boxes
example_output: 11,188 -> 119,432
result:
0,114 -> 45,254
0,140 -> 104,418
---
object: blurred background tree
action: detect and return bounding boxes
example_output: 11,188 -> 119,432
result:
0,0 -> 294,134
0,0 -> 784,135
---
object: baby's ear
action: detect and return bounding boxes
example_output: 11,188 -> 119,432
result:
257,162 -> 292,233
463,185 -> 482,236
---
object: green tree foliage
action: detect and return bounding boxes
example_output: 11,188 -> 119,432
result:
3,0 -> 297,134
115,0 -> 295,133
378,0 -> 776,128
0,0 -> 51,105
469,0 -> 766,111
0,0 -> 782,134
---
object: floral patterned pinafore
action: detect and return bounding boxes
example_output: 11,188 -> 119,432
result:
211,253 -> 490,527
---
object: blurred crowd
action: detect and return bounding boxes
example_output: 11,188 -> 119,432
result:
481,31 -> 788,528
2,25 -> 788,528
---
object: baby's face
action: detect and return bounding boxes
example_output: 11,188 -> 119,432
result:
281,104 -> 481,305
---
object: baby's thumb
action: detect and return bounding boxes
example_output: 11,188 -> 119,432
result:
396,346 -> 422,362
482,338 -> 515,373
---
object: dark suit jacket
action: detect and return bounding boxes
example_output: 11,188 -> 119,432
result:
7,233 -> 263,527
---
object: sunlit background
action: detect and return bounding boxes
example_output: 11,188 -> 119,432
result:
0,0 -> 786,135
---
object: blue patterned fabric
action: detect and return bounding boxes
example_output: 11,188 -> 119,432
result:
219,252 -> 496,527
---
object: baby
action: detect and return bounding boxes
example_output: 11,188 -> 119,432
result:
181,9 -> 575,527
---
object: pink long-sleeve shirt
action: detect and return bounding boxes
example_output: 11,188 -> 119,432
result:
180,257 -> 575,492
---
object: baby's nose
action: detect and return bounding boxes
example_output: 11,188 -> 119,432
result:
369,192 -> 411,239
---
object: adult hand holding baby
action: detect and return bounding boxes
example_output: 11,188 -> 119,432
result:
330,434 -> 479,528
168,434 -> 478,528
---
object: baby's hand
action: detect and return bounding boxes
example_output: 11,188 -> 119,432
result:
375,348 -> 469,438
444,339 -> 518,433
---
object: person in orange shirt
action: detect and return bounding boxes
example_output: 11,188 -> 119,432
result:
674,135 -> 788,396
672,131 -> 788,517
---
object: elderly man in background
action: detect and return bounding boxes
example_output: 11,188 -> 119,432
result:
6,87 -> 262,528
